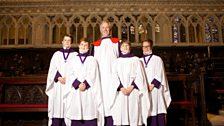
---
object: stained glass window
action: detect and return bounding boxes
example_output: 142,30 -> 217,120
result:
205,16 -> 219,43
172,16 -> 186,43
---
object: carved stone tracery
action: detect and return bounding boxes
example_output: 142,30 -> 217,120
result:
0,0 -> 223,48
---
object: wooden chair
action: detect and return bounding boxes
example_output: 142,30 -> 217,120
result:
167,74 -> 196,126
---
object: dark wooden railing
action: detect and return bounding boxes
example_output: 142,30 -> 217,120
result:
0,75 -> 48,112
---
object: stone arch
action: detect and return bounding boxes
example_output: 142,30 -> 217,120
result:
204,14 -> 220,25
51,15 -> 68,44
17,15 -> 33,44
33,15 -> 51,45
187,14 -> 203,26
85,14 -> 102,42
171,14 -> 187,43
120,14 -> 137,42
187,14 -> 203,43
154,14 -> 171,44
137,14 -> 154,42
69,15 -> 86,43
204,14 -> 220,42
0,15 -> 16,45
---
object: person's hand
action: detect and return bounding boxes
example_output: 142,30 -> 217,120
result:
127,85 -> 134,95
121,88 -> 129,96
148,84 -> 154,92
58,77 -> 66,84
79,83 -> 86,91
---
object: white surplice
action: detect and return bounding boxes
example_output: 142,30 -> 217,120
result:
93,38 -> 119,117
45,50 -> 77,126
65,54 -> 104,126
111,56 -> 150,126
140,55 -> 171,117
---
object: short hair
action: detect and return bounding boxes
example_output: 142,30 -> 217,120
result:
64,34 -> 73,43
121,39 -> 131,47
100,20 -> 111,29
142,39 -> 153,47
120,39 -> 132,51
79,37 -> 90,46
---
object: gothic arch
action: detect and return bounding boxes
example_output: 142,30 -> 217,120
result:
103,14 -> 120,24
187,14 -> 203,26
171,14 -> 187,25
204,14 -> 220,42
204,14 -> 220,25
187,15 -> 203,43
33,15 -> 51,45
154,14 -> 171,44
17,15 -> 33,44
120,14 -> 137,42
69,15 -> 86,43
171,14 -> 187,43
0,15 -> 16,45
69,15 -> 85,26
137,14 -> 153,42
85,14 -> 102,42
51,15 -> 68,44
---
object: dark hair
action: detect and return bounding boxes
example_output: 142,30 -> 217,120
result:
142,39 -> 153,47
64,34 -> 73,43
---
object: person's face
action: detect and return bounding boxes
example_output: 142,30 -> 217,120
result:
100,22 -> 110,37
62,36 -> 72,49
142,41 -> 152,55
79,41 -> 89,53
120,42 -> 130,54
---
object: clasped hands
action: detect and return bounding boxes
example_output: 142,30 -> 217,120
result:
120,85 -> 134,96
58,77 -> 66,84
148,84 -> 154,92
58,77 -> 86,92
78,82 -> 86,91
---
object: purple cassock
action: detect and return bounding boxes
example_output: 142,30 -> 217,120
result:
71,119 -> 97,126
147,113 -> 166,126
52,118 -> 66,126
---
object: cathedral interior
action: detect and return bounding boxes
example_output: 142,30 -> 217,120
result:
0,0 -> 224,126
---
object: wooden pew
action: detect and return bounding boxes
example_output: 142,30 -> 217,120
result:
0,75 -> 48,113
167,74 -> 196,126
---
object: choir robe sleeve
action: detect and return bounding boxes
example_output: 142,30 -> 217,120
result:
149,57 -> 171,109
157,58 -> 171,108
86,58 -> 105,126
46,52 -> 58,97
63,53 -> 80,101
133,59 -> 150,125
151,57 -> 163,86
64,65 -> 78,98
130,59 -> 146,94
110,60 -> 122,108
45,52 -> 60,120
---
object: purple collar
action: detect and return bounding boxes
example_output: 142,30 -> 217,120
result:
60,48 -> 73,63
143,53 -> 152,57
59,48 -> 74,53
143,54 -> 153,67
120,53 -> 133,58
77,52 -> 89,64
77,52 -> 89,57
